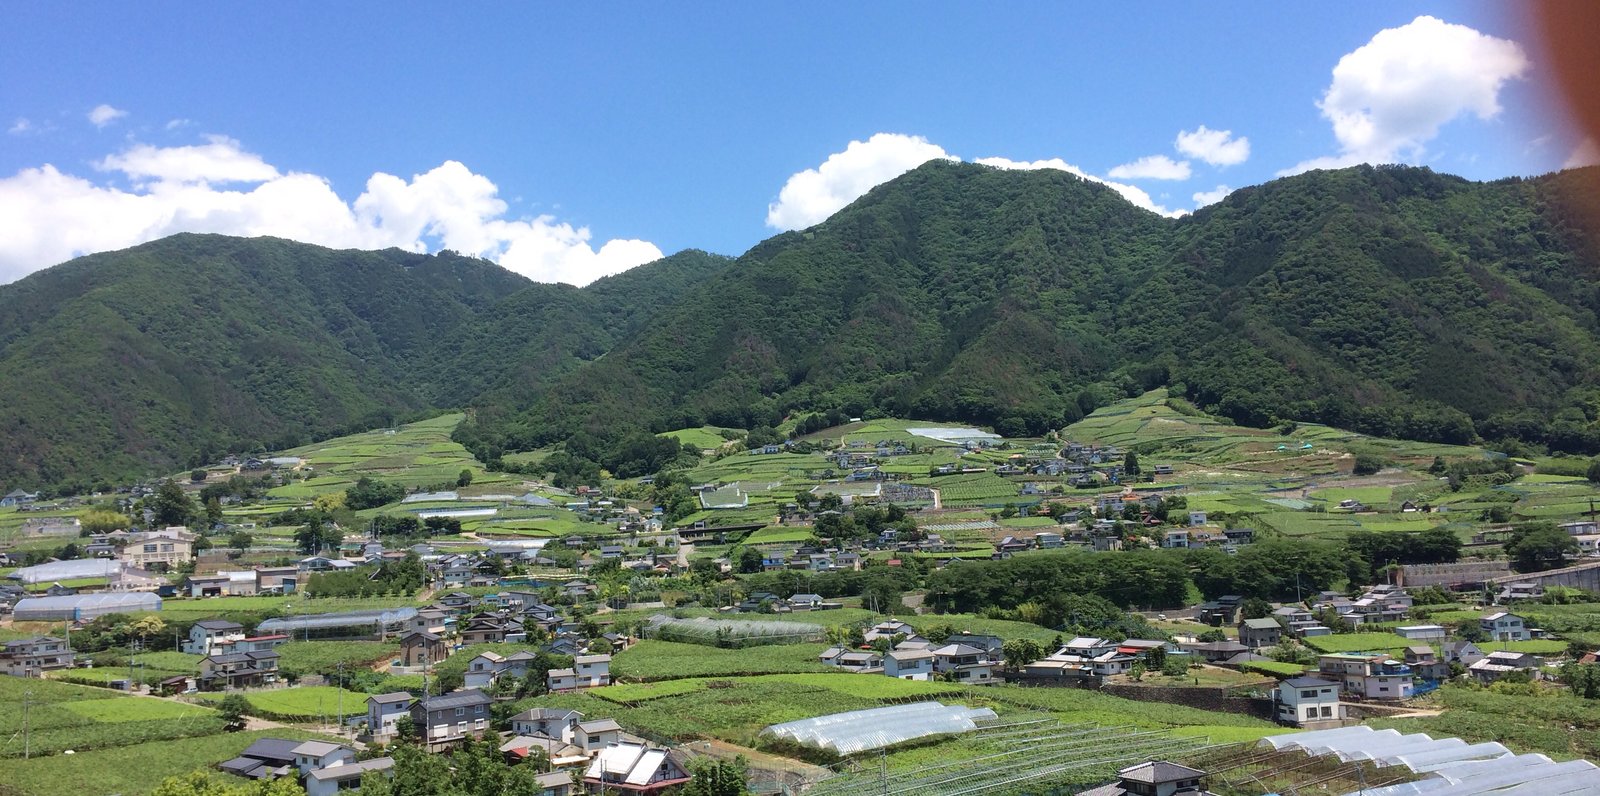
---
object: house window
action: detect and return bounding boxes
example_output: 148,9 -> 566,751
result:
475,705 -> 484,714
589,736 -> 600,744
455,707 -> 465,717
1320,706 -> 1332,717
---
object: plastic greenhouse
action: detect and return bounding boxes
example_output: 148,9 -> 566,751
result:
256,607 -> 417,639
645,614 -> 824,645
761,702 -> 997,755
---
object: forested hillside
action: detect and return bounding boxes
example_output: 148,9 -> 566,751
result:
0,236 -> 727,490
457,162 -> 1600,468
6,162 -> 1600,491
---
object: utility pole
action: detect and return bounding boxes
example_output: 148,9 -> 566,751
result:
336,662 -> 345,737
22,690 -> 32,759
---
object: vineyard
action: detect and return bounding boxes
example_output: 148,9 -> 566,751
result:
0,677 -> 222,759
922,473 -> 1020,506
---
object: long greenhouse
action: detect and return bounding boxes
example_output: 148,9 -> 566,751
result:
762,702 -> 998,755
12,592 -> 163,621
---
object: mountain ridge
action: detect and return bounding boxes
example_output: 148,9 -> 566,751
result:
4,162 -> 1600,490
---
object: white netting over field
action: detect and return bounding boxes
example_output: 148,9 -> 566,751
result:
645,614 -> 824,646
762,702 -> 997,755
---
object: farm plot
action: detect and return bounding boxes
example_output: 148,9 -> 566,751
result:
612,640 -> 836,681
0,728 -> 338,796
919,473 -> 1020,506
197,685 -> 370,720
0,677 -> 223,759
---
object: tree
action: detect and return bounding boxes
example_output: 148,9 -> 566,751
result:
735,546 -> 764,574
1562,661 -> 1600,699
150,479 -> 195,527
218,694 -> 250,732
190,469 -> 208,483
1352,453 -> 1387,476
1504,522 -> 1580,572
1239,597 -> 1272,620
294,517 -> 341,555
344,477 -> 405,510
1002,638 -> 1043,669
682,757 -> 750,796
457,469 -> 474,488
1589,459 -> 1600,485
1123,450 -> 1141,476
228,531 -> 254,550
1145,645 -> 1167,671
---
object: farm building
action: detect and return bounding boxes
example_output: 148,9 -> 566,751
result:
12,591 -> 162,621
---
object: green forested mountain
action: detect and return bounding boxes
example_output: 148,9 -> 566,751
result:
6,162 -> 1600,490
456,162 -> 1600,463
0,235 -> 728,490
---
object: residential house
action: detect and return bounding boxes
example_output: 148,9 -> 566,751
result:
1275,677 -> 1345,727
1316,653 -> 1414,699
819,648 -> 883,671
1469,651 -> 1544,684
1496,582 -> 1545,603
1442,640 -> 1487,668
398,631 -> 449,667
884,648 -> 934,680
1403,646 -> 1450,681
1237,618 -> 1283,649
465,651 -> 507,689
1179,640 -> 1250,663
583,742 -> 691,794
0,636 -> 74,677
864,620 -> 917,643
511,707 -> 583,739
835,552 -> 862,571
305,758 -> 395,796
573,654 -> 611,688
291,741 -> 357,777
409,609 -> 451,636
1075,761 -> 1212,796
366,692 -> 413,740
1036,531 -> 1064,549
789,593 -> 826,610
930,644 -> 995,684
184,620 -> 246,655
571,718 -> 624,752
199,650 -> 280,689
461,616 -> 519,645
1,490 -> 39,508
945,632 -> 1004,655
410,689 -> 492,750
120,527 -> 196,570
1480,612 -> 1529,641
218,738 -> 301,779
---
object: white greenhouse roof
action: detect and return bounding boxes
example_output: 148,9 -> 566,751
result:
6,558 -> 122,584
761,701 -> 996,755
13,591 -> 161,614
1259,726 -> 1600,796
257,607 -> 417,633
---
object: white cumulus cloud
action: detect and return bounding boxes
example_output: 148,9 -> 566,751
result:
9,118 -> 33,136
766,134 -> 1188,228
88,104 -> 128,128
1175,126 -> 1251,166
1282,15 -> 1529,175
97,135 -> 281,184
1107,155 -> 1192,181
765,133 -> 956,230
976,156 -> 1182,217
0,136 -> 661,286
1192,185 -> 1232,207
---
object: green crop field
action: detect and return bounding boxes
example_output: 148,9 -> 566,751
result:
0,678 -> 224,759
267,413 -> 520,500
274,641 -> 400,678
0,728 -> 339,796
744,526 -> 819,545
661,426 -> 740,450
197,685 -> 370,720
1370,685 -> 1600,761
612,640 -> 836,681
1301,633 -> 1416,654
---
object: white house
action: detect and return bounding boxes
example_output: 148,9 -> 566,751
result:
305,758 -> 393,796
930,644 -> 995,684
1480,612 -> 1528,641
574,654 -> 611,688
884,648 -> 934,680
511,707 -> 583,739
464,651 -> 506,689
291,741 -> 357,777
1276,676 -> 1345,726
365,693 -> 413,740
183,620 -> 246,655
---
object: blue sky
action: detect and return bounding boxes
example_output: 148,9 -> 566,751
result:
0,2 -> 1586,285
